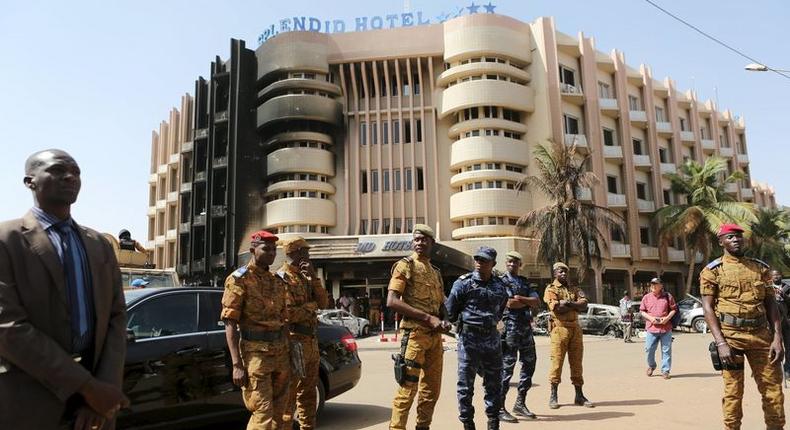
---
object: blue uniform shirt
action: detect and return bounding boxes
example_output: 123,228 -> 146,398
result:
501,273 -> 539,331
446,271 -> 508,329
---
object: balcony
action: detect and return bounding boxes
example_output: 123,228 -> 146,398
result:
656,121 -> 673,136
607,193 -> 627,208
166,229 -> 177,240
181,141 -> 194,153
603,145 -> 623,160
741,188 -> 754,198
680,131 -> 695,143
194,128 -> 208,140
629,110 -> 647,126
599,98 -> 619,117
611,243 -> 632,258
637,199 -> 655,213
576,187 -> 592,201
213,156 -> 228,168
633,154 -> 652,170
439,79 -> 535,118
194,171 -> 207,182
257,94 -> 343,129
660,163 -> 676,175
148,173 -> 157,184
565,134 -> 588,152
214,110 -> 229,123
179,222 -> 190,234
211,205 -> 227,217
701,139 -> 716,151
167,191 -> 179,203
737,153 -> 749,164
210,254 -> 226,269
180,182 -> 192,193
155,199 -> 166,210
560,83 -> 584,105
641,246 -> 659,260
193,214 -> 206,226
668,247 -> 686,262
719,146 -> 733,157
724,183 -> 738,194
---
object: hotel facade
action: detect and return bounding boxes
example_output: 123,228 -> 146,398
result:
150,13 -> 777,303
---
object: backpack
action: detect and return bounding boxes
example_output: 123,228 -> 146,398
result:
669,293 -> 681,329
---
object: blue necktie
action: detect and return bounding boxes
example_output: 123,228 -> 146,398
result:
54,222 -> 89,350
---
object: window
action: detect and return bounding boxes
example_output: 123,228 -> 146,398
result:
382,120 -> 389,144
391,77 -> 398,96
383,218 -> 391,234
406,218 -> 414,233
405,168 -> 413,190
127,293 -> 198,339
655,107 -> 666,122
359,122 -> 367,146
632,138 -> 643,155
462,108 -> 478,121
360,171 -> 368,193
371,121 -> 378,145
606,175 -> 618,193
602,128 -> 616,146
663,189 -> 671,205
360,220 -> 368,235
628,95 -> 641,111
611,226 -> 625,242
371,170 -> 379,192
598,81 -> 613,98
393,120 -> 400,143
658,148 -> 669,163
383,170 -> 390,191
502,109 -> 520,122
679,117 -> 687,132
563,114 -> 580,135
393,218 -> 402,233
640,227 -> 652,246
636,182 -> 648,200
394,169 -> 401,191
413,74 -> 421,95
371,219 -> 379,235
379,76 -> 387,96
404,121 -> 411,143
416,168 -> 424,190
483,106 -> 497,118
559,65 -> 576,86
416,119 -> 422,142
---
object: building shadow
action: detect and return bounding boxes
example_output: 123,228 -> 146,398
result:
539,411 -> 634,421
317,402 -> 391,430
669,372 -> 719,379
592,398 -> 662,407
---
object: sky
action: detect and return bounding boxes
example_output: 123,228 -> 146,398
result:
1,0 -> 788,239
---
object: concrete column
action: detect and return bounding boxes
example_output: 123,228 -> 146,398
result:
592,266 -> 603,303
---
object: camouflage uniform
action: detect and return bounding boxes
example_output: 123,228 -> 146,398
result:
445,271 -> 509,425
278,262 -> 329,430
500,273 -> 539,408
700,254 -> 786,430
221,261 -> 290,430
543,279 -> 587,386
389,252 -> 445,430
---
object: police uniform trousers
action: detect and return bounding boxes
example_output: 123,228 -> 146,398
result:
457,331 -> 503,423
720,326 -> 785,430
390,328 -> 444,430
240,339 -> 291,430
501,332 -> 536,403
282,334 -> 320,430
548,323 -> 584,386
781,319 -> 790,375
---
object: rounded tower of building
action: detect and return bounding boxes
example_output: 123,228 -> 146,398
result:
439,15 -> 535,239
256,32 -> 343,237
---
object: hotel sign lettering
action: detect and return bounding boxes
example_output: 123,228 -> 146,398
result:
258,2 -> 498,45
355,239 -> 413,254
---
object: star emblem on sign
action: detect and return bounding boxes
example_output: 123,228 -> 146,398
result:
467,2 -> 480,14
484,2 -> 496,13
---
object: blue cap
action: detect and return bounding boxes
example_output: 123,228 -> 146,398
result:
130,278 -> 149,288
473,246 -> 497,261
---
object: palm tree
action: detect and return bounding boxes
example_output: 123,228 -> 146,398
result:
516,140 -> 626,273
748,207 -> 790,273
654,157 -> 756,296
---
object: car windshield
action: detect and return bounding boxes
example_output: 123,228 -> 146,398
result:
124,288 -> 152,305
121,273 -> 175,289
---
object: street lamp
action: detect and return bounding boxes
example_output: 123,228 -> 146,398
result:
744,63 -> 790,72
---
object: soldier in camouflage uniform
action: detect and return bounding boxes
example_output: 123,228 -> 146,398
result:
700,224 -> 785,430
446,247 -> 509,430
387,224 -> 452,430
497,251 -> 541,423
278,237 -> 329,430
543,262 -> 593,410
221,230 -> 290,430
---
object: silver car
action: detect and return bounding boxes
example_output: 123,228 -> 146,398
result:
318,309 -> 371,338
678,295 -> 707,332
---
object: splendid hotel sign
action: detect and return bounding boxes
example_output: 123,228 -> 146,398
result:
258,1 -> 498,45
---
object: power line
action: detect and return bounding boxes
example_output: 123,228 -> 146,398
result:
643,0 -> 790,81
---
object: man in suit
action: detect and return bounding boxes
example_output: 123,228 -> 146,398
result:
0,149 -> 129,430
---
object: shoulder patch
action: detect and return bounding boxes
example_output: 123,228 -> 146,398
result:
232,267 -> 248,278
705,258 -> 723,270
457,273 -> 470,280
748,257 -> 770,268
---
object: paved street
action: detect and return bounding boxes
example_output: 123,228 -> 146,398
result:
312,331 -> 790,430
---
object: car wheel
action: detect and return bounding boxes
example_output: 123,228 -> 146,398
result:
361,324 -> 370,337
692,317 -> 707,333
316,378 -> 326,416
603,326 -> 617,338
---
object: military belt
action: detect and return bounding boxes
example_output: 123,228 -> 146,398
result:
719,313 -> 766,328
240,328 -> 283,342
289,323 -> 315,337
461,324 -> 498,335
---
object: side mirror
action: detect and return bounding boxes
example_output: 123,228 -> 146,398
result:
126,328 -> 136,343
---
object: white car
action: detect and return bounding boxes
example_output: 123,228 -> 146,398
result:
678,295 -> 707,332
318,309 -> 371,338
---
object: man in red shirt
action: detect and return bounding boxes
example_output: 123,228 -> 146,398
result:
640,278 -> 678,379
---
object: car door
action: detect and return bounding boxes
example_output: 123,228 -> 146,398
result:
588,306 -> 609,334
121,291 -> 208,427
200,290 -> 247,409
577,306 -> 592,332
340,310 -> 358,334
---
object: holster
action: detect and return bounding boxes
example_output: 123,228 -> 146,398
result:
290,340 -> 306,379
709,341 -> 744,371
392,329 -> 412,385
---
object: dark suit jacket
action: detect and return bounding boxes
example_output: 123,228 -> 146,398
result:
0,210 -> 126,430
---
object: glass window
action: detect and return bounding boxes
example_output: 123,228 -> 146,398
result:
359,122 -> 367,146
371,170 -> 379,192
371,121 -> 378,145
127,293 -> 198,339
360,171 -> 368,193
632,138 -> 643,155
636,182 -> 648,200
405,168 -> 413,190
416,168 -> 424,190
416,119 -> 422,142
404,121 -> 412,143
394,170 -> 401,191
628,95 -> 641,111
603,128 -> 616,146
360,220 -> 368,235
383,170 -> 390,192
563,114 -> 580,135
606,176 -> 618,194
559,65 -> 576,86
393,120 -> 400,144
382,120 -> 389,144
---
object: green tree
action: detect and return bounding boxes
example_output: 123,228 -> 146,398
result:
654,157 -> 756,295
516,140 -> 626,273
747,207 -> 790,273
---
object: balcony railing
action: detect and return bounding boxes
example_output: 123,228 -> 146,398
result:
637,199 -> 655,212
660,163 -> 676,174
560,83 -> 583,95
214,110 -> 229,123
194,128 -> 208,140
211,205 -> 228,217
599,98 -> 618,111
724,183 -> 738,194
741,188 -> 754,198
680,131 -> 695,142
213,156 -> 228,168
629,110 -> 647,123
633,154 -> 651,168
656,121 -> 673,135
719,146 -> 733,157
701,139 -> 716,151
611,243 -> 632,258
668,247 -> 686,262
603,145 -> 623,159
641,246 -> 659,259
194,171 -> 207,182
575,187 -> 592,201
565,134 -> 588,150
607,193 -> 627,207
737,153 -> 749,164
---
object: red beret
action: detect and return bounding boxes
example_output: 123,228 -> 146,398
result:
250,230 -> 279,243
717,224 -> 744,236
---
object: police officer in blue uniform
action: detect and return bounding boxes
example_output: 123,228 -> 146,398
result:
497,251 -> 541,423
446,247 -> 509,430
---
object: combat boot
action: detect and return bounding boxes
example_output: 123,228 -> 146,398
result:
497,407 -> 518,423
415,427 -> 429,430
549,383 -> 559,409
512,391 -> 537,419
462,421 -> 476,430
574,385 -> 594,408
487,419 -> 500,430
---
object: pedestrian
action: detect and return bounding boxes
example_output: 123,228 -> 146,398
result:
543,262 -> 593,409
387,224 -> 451,430
339,291 -> 355,314
497,251 -> 541,423
769,270 -> 790,380
0,149 -> 129,430
619,291 -> 634,343
221,230 -> 290,430
358,290 -> 370,320
369,290 -> 383,330
700,223 -> 785,430
277,237 -> 329,430
639,278 -> 677,379
446,246 -> 509,430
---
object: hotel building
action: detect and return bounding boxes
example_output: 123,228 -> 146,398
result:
165,13 -> 769,302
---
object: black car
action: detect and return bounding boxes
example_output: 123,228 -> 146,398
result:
118,287 -> 362,429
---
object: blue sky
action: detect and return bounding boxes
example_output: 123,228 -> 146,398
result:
1,0 -> 788,238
